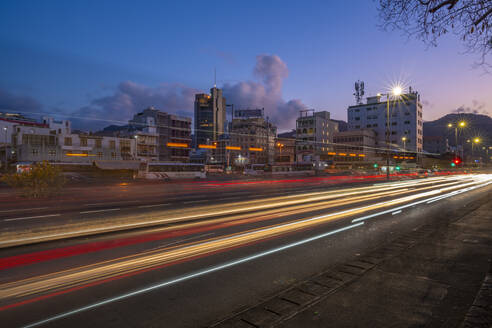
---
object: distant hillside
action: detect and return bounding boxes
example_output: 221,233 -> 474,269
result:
423,113 -> 492,147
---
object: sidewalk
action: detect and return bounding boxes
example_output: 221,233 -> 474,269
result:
282,193 -> 492,327
211,191 -> 492,328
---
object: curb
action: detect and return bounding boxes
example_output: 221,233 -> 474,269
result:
461,260 -> 492,328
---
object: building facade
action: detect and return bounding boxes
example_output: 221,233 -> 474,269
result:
194,87 -> 226,147
332,129 -> 378,168
229,116 -> 277,165
347,90 -> 423,155
129,107 -> 192,162
295,110 -> 338,162
423,136 -> 449,155
1,113 -> 46,169
3,115 -> 137,165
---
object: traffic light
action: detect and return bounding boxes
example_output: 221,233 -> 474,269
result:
452,157 -> 461,165
395,166 -> 401,171
451,162 -> 456,167
373,163 -> 378,168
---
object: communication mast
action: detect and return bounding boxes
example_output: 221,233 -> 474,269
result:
353,80 -> 365,105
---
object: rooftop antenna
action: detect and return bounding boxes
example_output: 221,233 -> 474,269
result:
354,80 -> 365,105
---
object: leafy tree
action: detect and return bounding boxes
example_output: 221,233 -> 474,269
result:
377,0 -> 492,67
2,161 -> 65,198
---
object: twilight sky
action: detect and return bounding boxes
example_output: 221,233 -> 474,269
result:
0,0 -> 491,132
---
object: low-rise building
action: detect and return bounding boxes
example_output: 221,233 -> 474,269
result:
423,136 -> 449,155
331,129 -> 378,168
230,115 -> 276,165
275,130 -> 296,163
6,115 -> 137,165
1,113 -> 48,169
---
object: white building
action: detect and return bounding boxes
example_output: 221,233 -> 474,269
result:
347,90 -> 423,155
3,115 -> 138,166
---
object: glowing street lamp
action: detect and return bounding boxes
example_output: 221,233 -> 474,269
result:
401,136 -> 407,152
380,85 -> 404,180
392,86 -> 402,97
447,120 -> 467,164
472,137 -> 481,165
276,142 -> 284,158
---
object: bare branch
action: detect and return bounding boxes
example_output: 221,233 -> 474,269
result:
474,7 -> 492,26
377,0 -> 491,67
429,0 -> 459,13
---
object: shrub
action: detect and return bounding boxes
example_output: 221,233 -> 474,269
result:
1,161 -> 65,198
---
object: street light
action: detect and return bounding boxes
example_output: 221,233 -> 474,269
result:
401,136 -> 407,153
447,121 -> 466,165
276,142 -> 284,158
472,138 -> 481,165
382,86 -> 403,181
3,127 -> 7,172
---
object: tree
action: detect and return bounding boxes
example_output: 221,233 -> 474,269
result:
1,161 -> 65,198
377,0 -> 492,67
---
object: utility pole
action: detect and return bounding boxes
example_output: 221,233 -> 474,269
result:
3,127 -> 7,172
266,116 -> 270,165
386,95 -> 390,181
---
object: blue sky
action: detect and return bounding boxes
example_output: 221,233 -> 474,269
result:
1,0 -> 491,131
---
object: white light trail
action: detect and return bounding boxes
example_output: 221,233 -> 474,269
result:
21,222 -> 364,328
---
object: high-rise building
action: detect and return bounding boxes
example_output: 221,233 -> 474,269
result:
194,87 -> 226,147
347,90 -> 423,155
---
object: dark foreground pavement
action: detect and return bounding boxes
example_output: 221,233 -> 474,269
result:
211,192 -> 492,328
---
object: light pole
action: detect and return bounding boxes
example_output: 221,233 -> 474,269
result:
277,142 -> 284,163
472,138 -> 480,166
447,121 -> 466,163
401,136 -> 407,153
381,86 -> 402,181
3,127 -> 7,172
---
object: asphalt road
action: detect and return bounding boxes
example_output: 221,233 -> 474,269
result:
0,173 -> 491,328
0,173 -> 435,231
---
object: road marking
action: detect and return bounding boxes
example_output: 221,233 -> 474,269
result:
138,203 -> 171,208
4,214 -> 61,222
352,180 -> 492,223
79,208 -> 121,214
0,207 -> 49,213
20,222 -> 363,328
392,210 -> 402,215
84,200 -> 139,207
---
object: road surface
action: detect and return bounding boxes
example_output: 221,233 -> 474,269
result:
0,173 -> 491,327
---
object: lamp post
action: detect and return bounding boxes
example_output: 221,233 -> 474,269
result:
447,121 -> 466,164
472,138 -> 480,166
3,127 -> 7,172
381,86 -> 402,181
277,142 -> 284,163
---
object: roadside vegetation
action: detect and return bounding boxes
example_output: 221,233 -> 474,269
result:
1,161 -> 65,198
